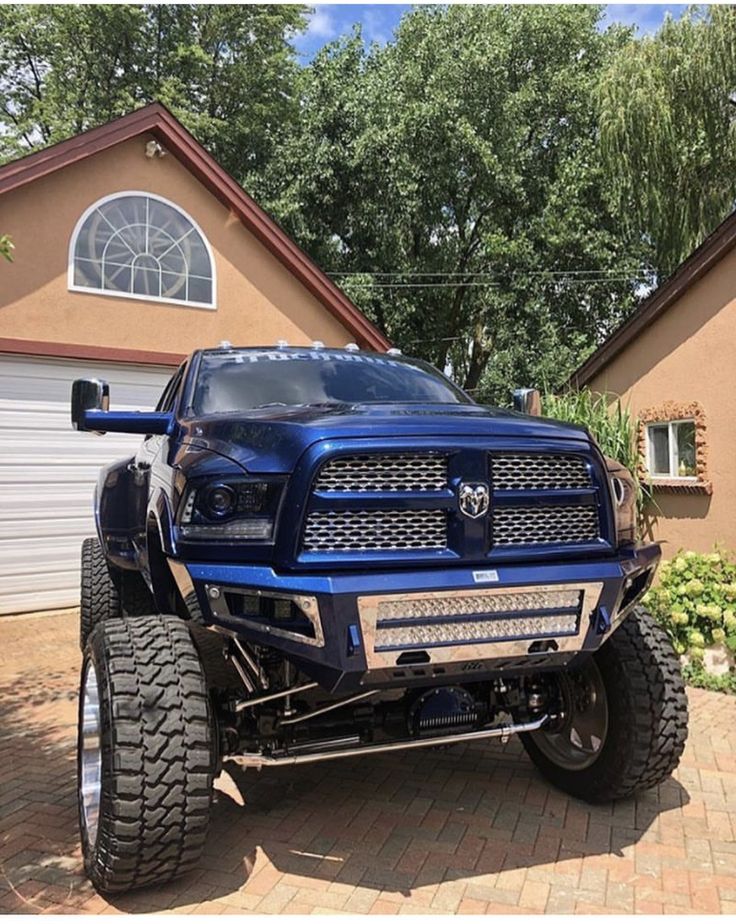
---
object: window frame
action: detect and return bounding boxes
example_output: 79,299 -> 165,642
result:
155,363 -> 187,414
645,418 -> 697,481
67,190 -> 217,310
638,400 -> 711,496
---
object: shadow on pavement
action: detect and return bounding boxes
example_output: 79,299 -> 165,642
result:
112,737 -> 690,911
0,629 -> 691,913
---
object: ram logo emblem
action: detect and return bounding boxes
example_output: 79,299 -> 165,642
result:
458,482 -> 490,519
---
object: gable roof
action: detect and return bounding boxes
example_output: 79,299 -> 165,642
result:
568,208 -> 736,389
0,102 -> 390,352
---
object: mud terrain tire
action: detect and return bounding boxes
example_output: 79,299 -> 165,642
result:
521,606 -> 688,802
78,614 -> 215,893
79,537 -> 154,649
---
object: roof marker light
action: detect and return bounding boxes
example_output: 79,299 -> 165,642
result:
386,347 -> 402,355
218,340 -> 232,350
312,340 -> 325,349
344,342 -> 360,352
276,340 -> 289,349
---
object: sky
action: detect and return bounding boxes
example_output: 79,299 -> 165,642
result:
293,3 -> 689,61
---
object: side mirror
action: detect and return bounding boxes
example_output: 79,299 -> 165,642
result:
71,379 -> 109,430
512,387 -> 541,416
71,377 -> 173,436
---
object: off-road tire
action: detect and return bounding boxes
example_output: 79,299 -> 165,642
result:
521,606 -> 688,802
79,537 -> 154,649
78,614 -> 216,893
80,537 -> 121,649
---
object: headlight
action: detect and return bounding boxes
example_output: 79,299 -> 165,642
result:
178,478 -> 284,541
605,457 -> 636,546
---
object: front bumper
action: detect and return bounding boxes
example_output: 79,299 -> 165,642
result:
170,544 -> 660,694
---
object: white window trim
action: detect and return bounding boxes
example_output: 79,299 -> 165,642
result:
67,190 -> 217,310
645,418 -> 698,481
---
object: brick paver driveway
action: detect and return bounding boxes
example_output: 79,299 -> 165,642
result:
0,610 -> 734,915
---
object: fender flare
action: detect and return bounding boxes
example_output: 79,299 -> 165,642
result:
145,490 -> 179,612
148,488 -> 177,557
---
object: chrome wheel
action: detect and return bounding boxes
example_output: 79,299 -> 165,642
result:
532,659 -> 609,770
80,661 -> 102,847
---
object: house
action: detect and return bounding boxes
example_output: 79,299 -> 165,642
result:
0,103 -> 389,614
569,210 -> 736,557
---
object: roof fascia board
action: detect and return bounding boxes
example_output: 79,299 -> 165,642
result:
568,212 -> 736,389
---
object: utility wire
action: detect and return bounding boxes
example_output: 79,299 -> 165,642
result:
340,277 -> 652,288
328,268 -> 655,278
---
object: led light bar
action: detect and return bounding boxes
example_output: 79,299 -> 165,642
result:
375,611 -> 579,650
358,582 -> 603,669
376,589 -> 581,622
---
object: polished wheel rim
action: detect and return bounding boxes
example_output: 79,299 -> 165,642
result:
532,659 -> 609,770
80,662 -> 102,847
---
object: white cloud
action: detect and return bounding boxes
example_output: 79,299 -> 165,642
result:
305,6 -> 338,41
362,9 -> 391,47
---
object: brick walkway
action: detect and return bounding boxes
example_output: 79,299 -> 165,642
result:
0,610 -> 734,915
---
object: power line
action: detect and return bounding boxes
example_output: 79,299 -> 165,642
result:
339,276 -> 652,288
328,268 -> 655,278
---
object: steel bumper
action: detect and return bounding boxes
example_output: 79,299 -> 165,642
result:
170,543 -> 660,693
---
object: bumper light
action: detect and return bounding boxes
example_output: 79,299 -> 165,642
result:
205,585 -> 324,646
377,589 -> 581,621
358,584 -> 593,663
376,612 -> 579,650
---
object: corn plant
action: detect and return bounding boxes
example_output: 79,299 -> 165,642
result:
541,389 -> 653,519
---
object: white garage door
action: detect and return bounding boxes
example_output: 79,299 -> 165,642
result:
0,354 -> 173,615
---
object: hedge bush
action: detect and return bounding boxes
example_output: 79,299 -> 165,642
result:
643,549 -> 736,667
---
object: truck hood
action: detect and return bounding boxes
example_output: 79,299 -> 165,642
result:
178,403 -> 591,474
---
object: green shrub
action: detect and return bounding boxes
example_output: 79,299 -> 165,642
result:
643,549 -> 736,666
541,389 -> 652,517
682,662 -> 736,695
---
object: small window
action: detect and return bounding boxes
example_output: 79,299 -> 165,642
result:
69,192 -> 215,309
646,420 -> 696,479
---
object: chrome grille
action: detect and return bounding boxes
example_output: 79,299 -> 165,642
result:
303,509 -> 447,551
491,454 -> 591,491
493,505 -> 599,545
315,454 -> 448,492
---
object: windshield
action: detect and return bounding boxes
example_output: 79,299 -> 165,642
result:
192,350 -> 471,415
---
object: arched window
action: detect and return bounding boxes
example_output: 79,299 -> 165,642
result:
69,192 -> 216,308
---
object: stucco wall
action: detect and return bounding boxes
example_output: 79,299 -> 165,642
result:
0,134 -> 353,352
588,247 -> 736,557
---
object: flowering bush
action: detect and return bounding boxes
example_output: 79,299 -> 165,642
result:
643,549 -> 736,667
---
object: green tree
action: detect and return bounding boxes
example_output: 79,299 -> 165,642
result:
265,6 -> 649,401
599,5 -> 736,275
0,4 -> 307,189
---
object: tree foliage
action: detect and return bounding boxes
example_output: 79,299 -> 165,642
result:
264,6 -> 649,401
599,5 -> 736,274
0,4 -> 307,190
3,4 -> 731,400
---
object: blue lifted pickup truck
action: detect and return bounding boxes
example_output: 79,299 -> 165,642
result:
71,343 -> 687,893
